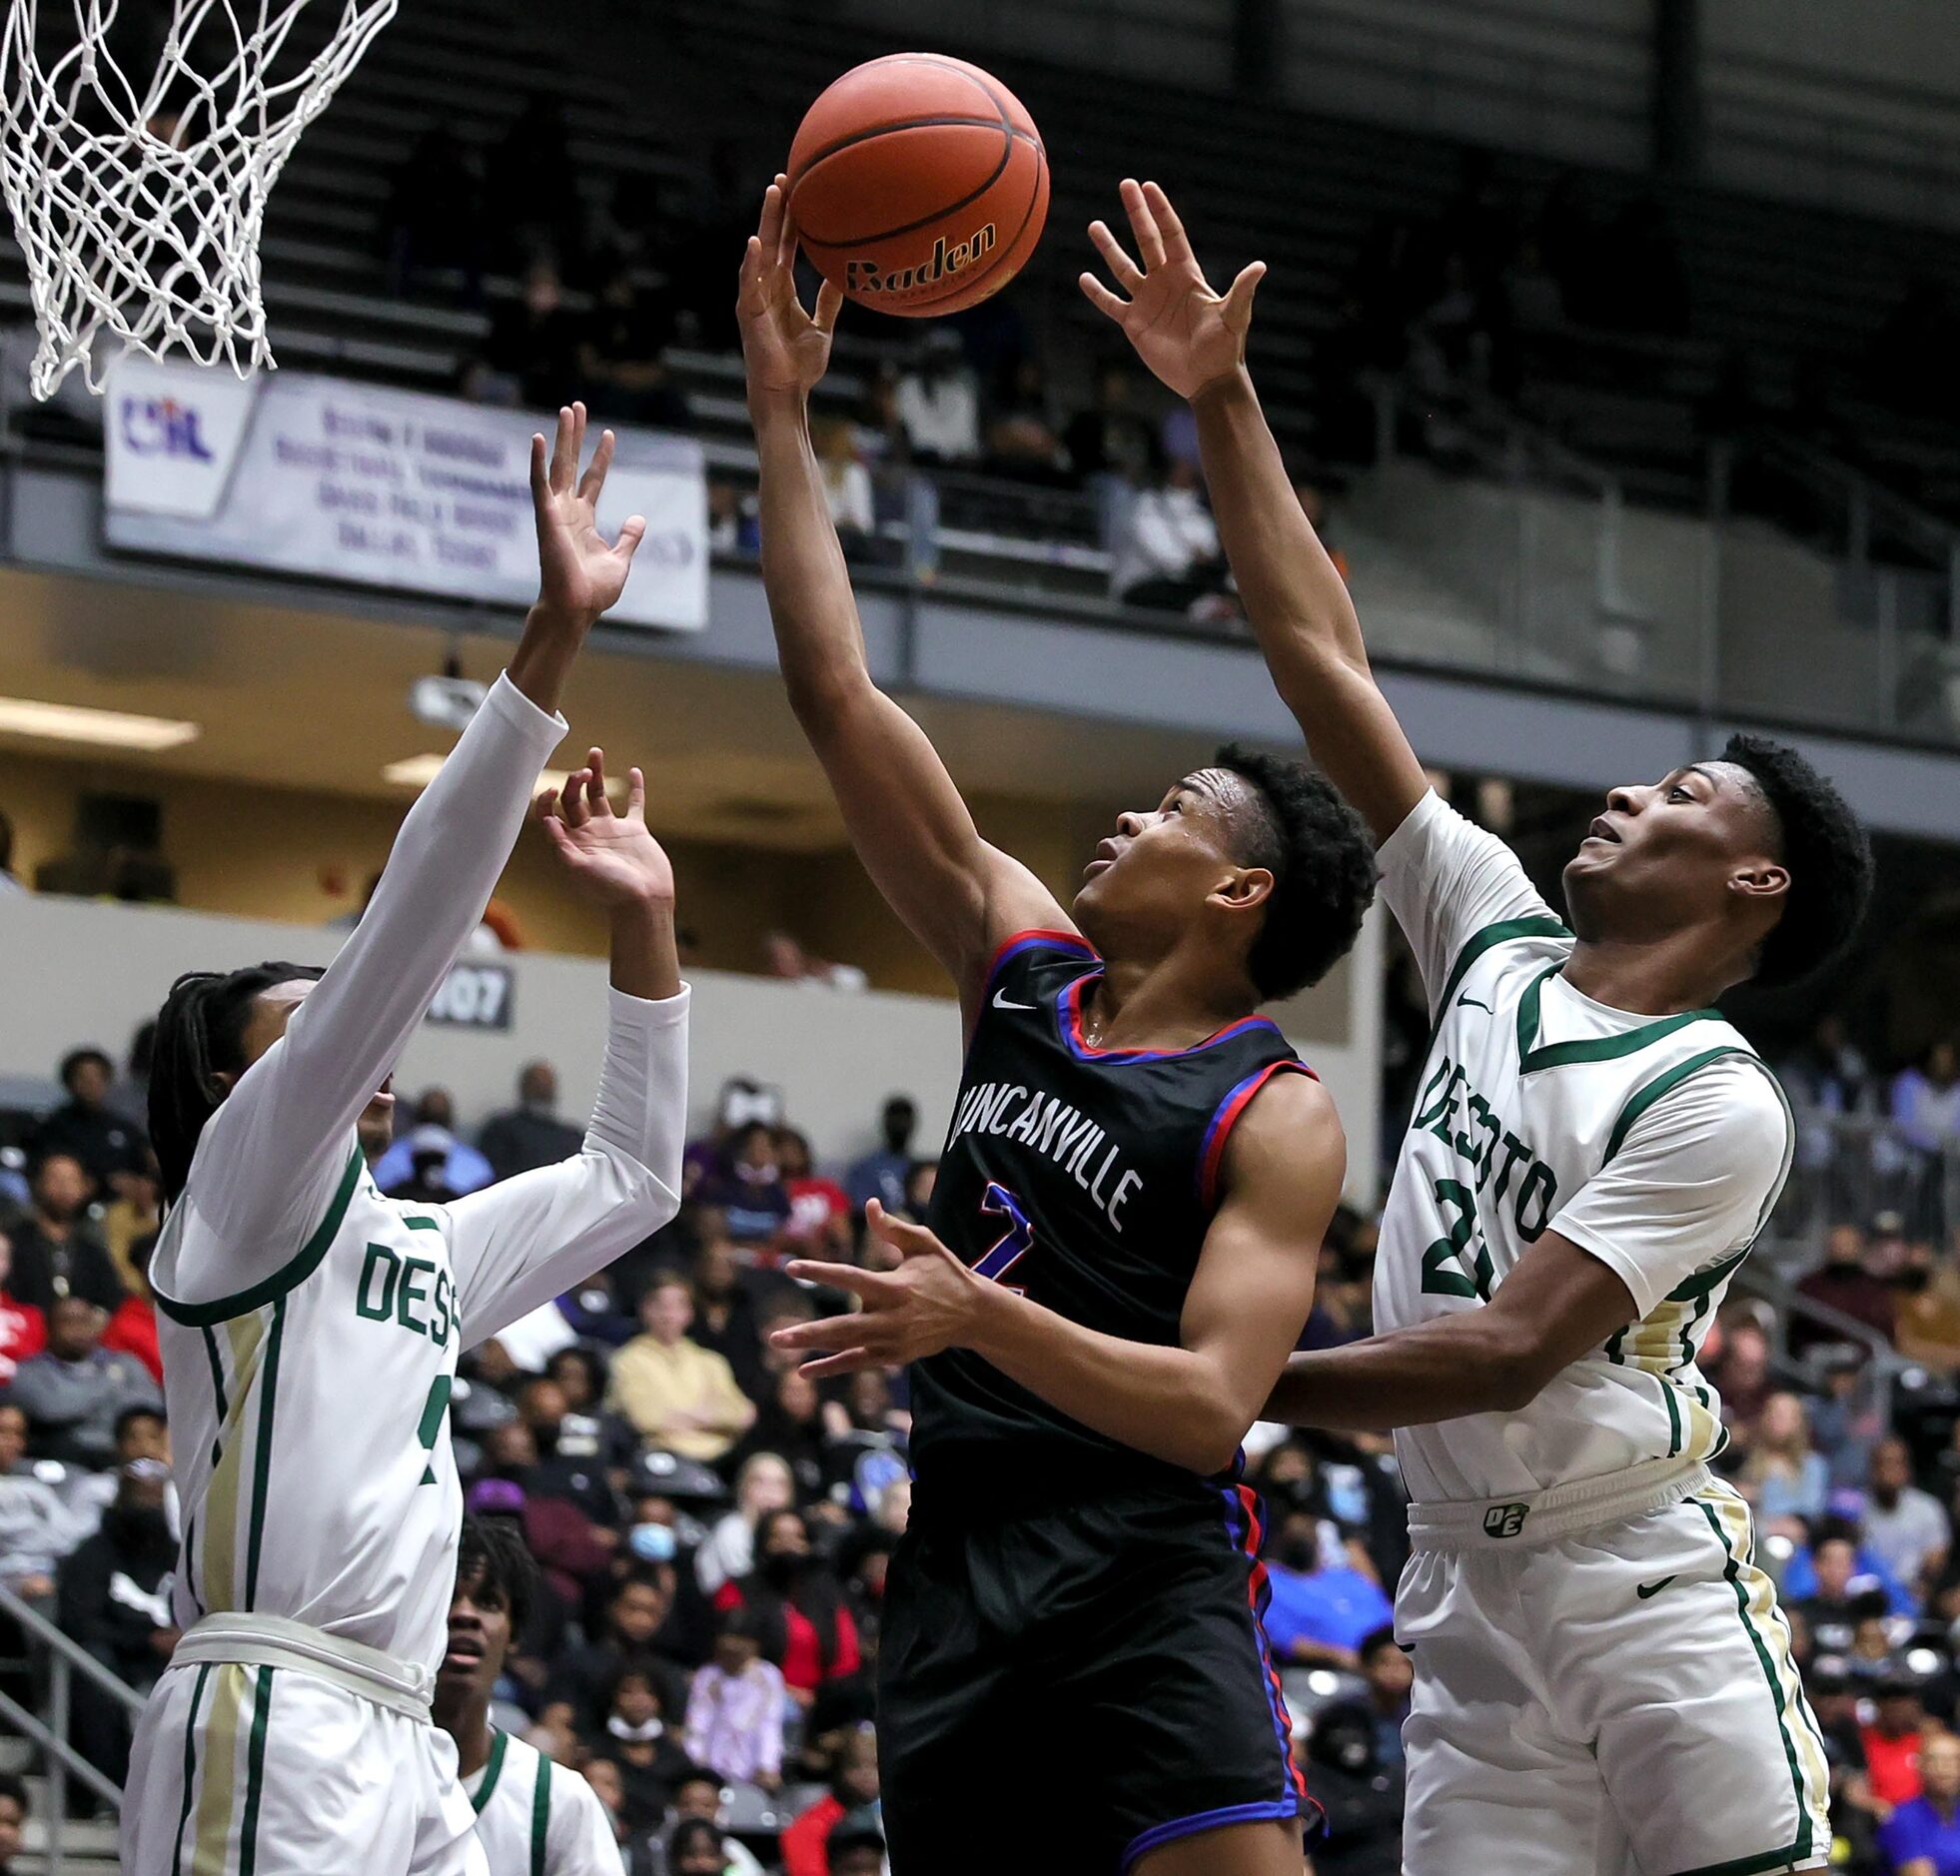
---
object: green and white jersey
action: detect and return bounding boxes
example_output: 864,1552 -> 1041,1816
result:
463,1731 -> 624,1876
1375,792 -> 1793,1505
149,674 -> 688,1671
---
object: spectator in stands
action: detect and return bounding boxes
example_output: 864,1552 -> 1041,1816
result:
373,1089 -> 494,1197
9,1294 -> 160,1468
0,1772 -> 24,1875
1259,1506 -> 1394,1671
730,1369 -> 827,1499
577,265 -> 687,430
546,1565 -> 691,1736
1708,1316 -> 1775,1445
1894,1041 -> 1960,1239
557,1264 -> 638,1349
478,1060 -> 584,1182
62,1403 -> 173,1537
696,1451 -> 795,1597
714,1508 -> 860,1706
105,1021 -> 155,1134
894,330 -> 980,466
1864,1436 -> 1951,1604
689,1229 -> 768,1399
99,1148 -> 159,1299
898,1161 -> 937,1227
476,254 -> 585,413
1798,1531 -> 1879,1654
984,357 -> 1069,484
1064,360 -> 1156,487
693,1126 -> 791,1247
778,1129 -> 850,1257
810,418 -> 875,557
1302,1693 -> 1404,1875
780,1723 -> 879,1876
1793,1222 -> 1895,1357
5,1152 -> 122,1314
823,1824 -> 884,1876
608,1276 -> 756,1463
543,1346 -> 641,1472
485,93 -> 579,275
1782,1014 -> 1877,1118
1356,1624 -> 1413,1769
0,1401 -> 83,1600
666,1818 -> 737,1876
1862,1663 -> 1929,1811
0,1231 -> 45,1384
0,806 -> 23,894
31,1048 -> 144,1196
58,1455 -> 177,1790
1110,445 -> 1237,621
1897,1239 -> 1960,1372
1804,1657 -> 1881,1868
845,1097 -> 916,1220
683,1608 -> 784,1790
382,123 -> 484,303
1881,1728 -> 1960,1876
590,1663 -> 696,1831
1737,1392 -> 1829,1537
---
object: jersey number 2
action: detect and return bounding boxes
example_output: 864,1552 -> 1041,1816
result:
974,1182 -> 1035,1286
1420,1178 -> 1492,1300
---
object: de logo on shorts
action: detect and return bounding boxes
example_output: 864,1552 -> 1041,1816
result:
1482,1501 -> 1529,1539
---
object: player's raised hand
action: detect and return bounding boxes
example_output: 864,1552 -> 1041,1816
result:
772,1200 -> 985,1379
1079,179 -> 1266,403
536,748 -> 674,909
738,177 -> 843,406
530,402 -> 647,627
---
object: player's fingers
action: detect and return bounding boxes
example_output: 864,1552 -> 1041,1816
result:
559,769 -> 590,828
813,278 -> 844,335
865,1199 -> 939,1259
770,1309 -> 874,1350
1087,220 -> 1144,292
1121,177 -> 1166,270
1224,260 -> 1267,331
577,427 -> 615,505
584,749 -> 608,814
799,1350 -> 877,1381
738,234 -> 763,304
541,815 -> 579,861
781,1259 -> 888,1297
627,765 -> 646,820
533,784 -> 560,821
768,176 -> 793,269
611,514 -> 646,565
528,433 -> 549,515
1141,180 -> 1192,263
547,405 -> 573,493
1078,272 -> 1129,323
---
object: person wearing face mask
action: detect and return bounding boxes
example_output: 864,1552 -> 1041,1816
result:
480,1061 -> 587,1184
58,1457 -> 180,1793
1258,1507 -> 1394,1674
583,1665 -> 696,1834
711,1508 -> 860,1708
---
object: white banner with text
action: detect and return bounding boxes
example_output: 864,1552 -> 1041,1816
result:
102,358 -> 708,631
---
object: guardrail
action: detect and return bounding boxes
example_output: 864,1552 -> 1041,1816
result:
0,1582 -> 141,1874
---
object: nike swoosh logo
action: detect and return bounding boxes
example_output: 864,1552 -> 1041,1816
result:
1634,1575 -> 1677,1599
992,988 -> 1037,1012
1457,993 -> 1493,1013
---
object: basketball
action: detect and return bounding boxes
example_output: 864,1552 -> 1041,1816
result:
786,53 -> 1048,318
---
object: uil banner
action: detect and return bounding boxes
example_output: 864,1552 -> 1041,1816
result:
102,358 -> 708,631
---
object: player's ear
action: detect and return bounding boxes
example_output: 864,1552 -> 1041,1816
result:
1729,859 -> 1789,905
1212,865 -> 1275,914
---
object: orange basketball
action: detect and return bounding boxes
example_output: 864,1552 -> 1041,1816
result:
786,53 -> 1048,319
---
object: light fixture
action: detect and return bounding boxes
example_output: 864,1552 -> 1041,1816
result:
0,695 -> 200,751
383,753 -> 623,796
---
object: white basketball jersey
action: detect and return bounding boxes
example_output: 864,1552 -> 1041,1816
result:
1374,793 -> 1794,1505
154,1152 -> 471,1667
463,1731 -> 623,1876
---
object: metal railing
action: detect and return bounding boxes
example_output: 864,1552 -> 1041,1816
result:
0,1582 -> 140,1875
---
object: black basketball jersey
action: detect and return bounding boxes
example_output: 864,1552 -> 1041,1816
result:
913,928 -> 1314,1509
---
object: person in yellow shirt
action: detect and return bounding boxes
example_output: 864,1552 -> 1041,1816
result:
607,1274 -> 756,1462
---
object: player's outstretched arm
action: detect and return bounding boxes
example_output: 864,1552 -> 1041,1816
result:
1081,181 -> 1427,844
740,180 -> 1066,1017
1262,1230 -> 1638,1430
772,1074 -> 1345,1475
448,747 -> 687,1348
185,410 -> 642,1267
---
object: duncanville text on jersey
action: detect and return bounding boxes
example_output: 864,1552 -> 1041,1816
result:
947,1079 -> 1144,1232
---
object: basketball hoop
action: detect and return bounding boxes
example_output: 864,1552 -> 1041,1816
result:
0,0 -> 397,399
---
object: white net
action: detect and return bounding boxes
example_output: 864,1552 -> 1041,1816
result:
0,0 -> 397,399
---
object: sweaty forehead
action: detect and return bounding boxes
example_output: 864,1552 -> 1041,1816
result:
1688,761 -> 1780,848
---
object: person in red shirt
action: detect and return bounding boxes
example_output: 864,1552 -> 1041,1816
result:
780,1724 -> 880,1876
0,1230 -> 47,1384
778,1128 -> 850,1258
1862,1669 -> 1928,1809
100,1234 -> 161,1383
712,1508 -> 860,1706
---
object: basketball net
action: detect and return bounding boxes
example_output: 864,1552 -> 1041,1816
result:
0,0 -> 397,399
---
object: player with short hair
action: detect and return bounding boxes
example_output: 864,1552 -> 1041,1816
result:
439,1518 -> 623,1876
1080,178 -> 1874,1876
740,181 -> 1370,1876
120,406 -> 691,1876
